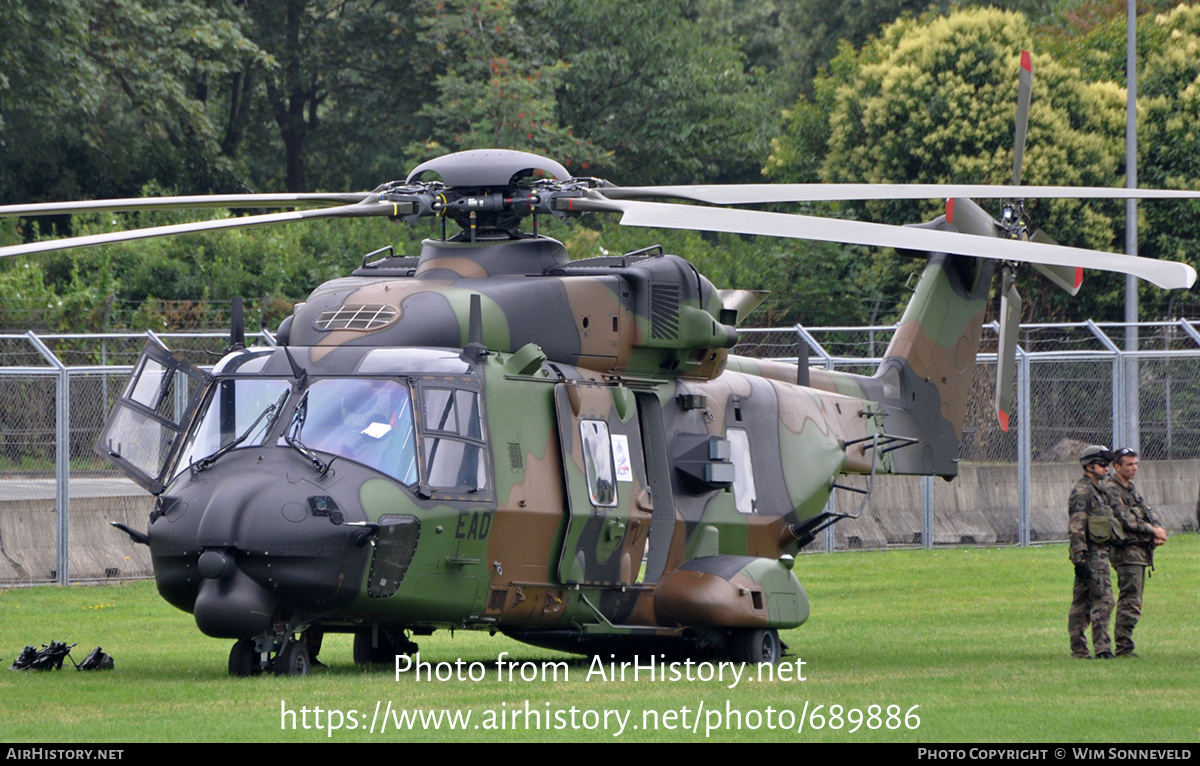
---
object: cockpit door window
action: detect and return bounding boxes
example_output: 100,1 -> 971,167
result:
95,340 -> 208,494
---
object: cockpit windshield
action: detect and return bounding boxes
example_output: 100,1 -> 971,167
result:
176,378 -> 292,473
173,374 -> 477,490
290,378 -> 419,485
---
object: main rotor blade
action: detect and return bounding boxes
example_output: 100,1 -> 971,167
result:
576,195 -> 1197,289
0,200 -> 395,259
599,184 -> 1200,205
995,268 -> 1022,432
0,193 -> 371,218
1013,50 -> 1032,187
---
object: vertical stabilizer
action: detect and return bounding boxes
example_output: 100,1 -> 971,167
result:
869,251 -> 993,477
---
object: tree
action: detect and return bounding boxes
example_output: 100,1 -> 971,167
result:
1138,4 -> 1200,316
766,8 -> 1133,320
403,0 -> 605,171
240,0 -> 350,192
521,0 -> 777,184
1033,0 -> 1182,84
0,0 -> 265,204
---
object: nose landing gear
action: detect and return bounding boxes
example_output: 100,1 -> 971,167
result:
228,632 -> 314,677
274,640 -> 311,676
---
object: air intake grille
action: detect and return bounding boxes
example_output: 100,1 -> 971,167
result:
315,304 -> 398,331
649,283 -> 680,339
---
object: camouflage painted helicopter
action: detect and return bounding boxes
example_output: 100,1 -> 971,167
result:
2,59 -> 1198,677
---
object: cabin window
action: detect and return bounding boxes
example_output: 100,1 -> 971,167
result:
728,428 -> 758,514
579,419 -> 617,507
420,387 -> 488,492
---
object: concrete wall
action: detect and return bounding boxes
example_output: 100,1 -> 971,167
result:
1,460 -> 1196,583
0,483 -> 154,583
829,460 -> 1199,550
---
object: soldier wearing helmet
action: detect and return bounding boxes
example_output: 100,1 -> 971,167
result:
1067,445 -> 1122,659
1105,448 -> 1168,657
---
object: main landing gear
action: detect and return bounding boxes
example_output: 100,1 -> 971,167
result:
729,628 -> 782,664
352,628 -> 419,665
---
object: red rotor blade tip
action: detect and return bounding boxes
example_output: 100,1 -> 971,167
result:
1021,50 -> 1032,73
998,409 -> 1010,433
945,198 -> 955,224
1074,267 -> 1083,289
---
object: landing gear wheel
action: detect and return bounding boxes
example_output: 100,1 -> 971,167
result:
731,628 -> 781,664
353,630 -> 395,665
354,629 -> 418,665
274,640 -> 311,676
228,638 -> 261,677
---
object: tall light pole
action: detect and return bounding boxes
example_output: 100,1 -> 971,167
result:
1124,0 -> 1140,451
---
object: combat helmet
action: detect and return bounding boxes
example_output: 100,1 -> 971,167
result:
1079,444 -> 1113,467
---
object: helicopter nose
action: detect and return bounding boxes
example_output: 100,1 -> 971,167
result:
151,457 -> 374,638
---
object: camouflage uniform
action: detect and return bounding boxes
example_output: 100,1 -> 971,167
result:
1106,476 -> 1162,656
1067,474 -> 1119,658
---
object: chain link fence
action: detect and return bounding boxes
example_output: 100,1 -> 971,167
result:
738,321 -> 1200,553
3,324 -> 1198,584
0,330 -> 273,584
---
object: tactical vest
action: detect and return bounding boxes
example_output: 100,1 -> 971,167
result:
1084,482 -> 1125,545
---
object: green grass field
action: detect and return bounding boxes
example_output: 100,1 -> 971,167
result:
2,537 -> 1197,743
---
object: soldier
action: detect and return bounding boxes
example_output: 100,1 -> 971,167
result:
1106,448 -> 1169,658
1067,445 -> 1120,659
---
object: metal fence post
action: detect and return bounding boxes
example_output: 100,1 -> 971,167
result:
26,331 -> 70,584
1018,346 -> 1031,546
922,475 -> 933,549
1124,350 -> 1139,451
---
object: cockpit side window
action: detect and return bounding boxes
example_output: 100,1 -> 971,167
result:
100,341 -> 209,493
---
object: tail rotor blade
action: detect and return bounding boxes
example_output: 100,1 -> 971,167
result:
1029,229 -> 1083,295
946,197 -> 1003,237
996,268 -> 1022,432
1013,50 -> 1033,186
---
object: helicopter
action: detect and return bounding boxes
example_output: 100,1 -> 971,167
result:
2,58 -> 1198,677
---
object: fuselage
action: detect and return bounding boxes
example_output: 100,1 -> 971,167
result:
105,234 -> 989,659
144,340 -> 874,642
